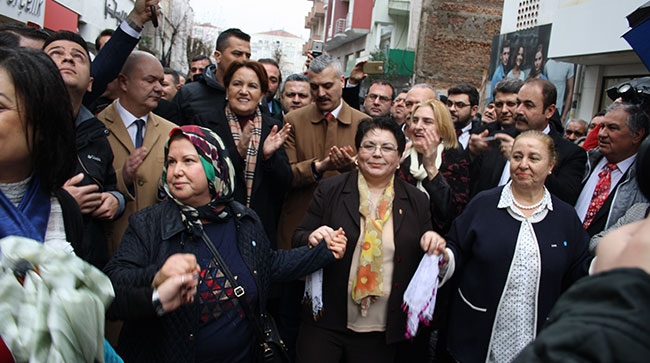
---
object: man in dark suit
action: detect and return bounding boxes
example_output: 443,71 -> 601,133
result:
575,102 -> 648,237
447,83 -> 483,149
469,78 -> 523,197
470,78 -> 586,205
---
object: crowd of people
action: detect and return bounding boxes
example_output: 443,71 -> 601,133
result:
1,0 -> 650,361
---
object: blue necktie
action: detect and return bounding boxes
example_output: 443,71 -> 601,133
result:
134,119 -> 145,148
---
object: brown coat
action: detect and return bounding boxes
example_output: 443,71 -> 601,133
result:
98,101 -> 177,256
277,102 -> 368,250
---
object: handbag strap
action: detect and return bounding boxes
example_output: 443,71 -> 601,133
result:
198,230 -> 268,343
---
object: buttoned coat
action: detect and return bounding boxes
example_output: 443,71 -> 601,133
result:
292,171 -> 433,344
277,102 -> 368,250
98,101 -> 176,256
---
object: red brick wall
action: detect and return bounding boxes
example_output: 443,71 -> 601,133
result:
415,0 -> 504,94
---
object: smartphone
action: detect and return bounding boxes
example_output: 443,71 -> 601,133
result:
481,136 -> 497,142
150,5 -> 158,27
311,41 -> 323,58
363,61 -> 385,74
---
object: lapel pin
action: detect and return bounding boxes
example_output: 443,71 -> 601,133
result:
399,209 -> 403,215
551,244 -> 557,248
563,241 -> 568,247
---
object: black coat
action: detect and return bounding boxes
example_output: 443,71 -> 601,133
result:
514,268 -> 650,363
172,64 -> 227,126
75,113 -> 122,268
293,171 -> 432,344
194,111 -> 292,249
104,199 -> 336,362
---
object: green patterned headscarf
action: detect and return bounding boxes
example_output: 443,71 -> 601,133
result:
162,126 -> 235,236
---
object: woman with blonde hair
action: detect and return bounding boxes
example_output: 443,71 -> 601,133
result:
397,98 -> 470,233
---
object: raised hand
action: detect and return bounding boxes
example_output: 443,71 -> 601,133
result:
263,123 -> 291,160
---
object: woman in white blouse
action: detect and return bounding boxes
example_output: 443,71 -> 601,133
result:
440,131 -> 592,363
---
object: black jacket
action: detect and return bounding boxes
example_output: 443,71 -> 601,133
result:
514,268 -> 650,363
75,109 -> 124,267
53,188 -> 84,255
172,64 -> 227,126
104,200 -> 335,362
194,111 -> 292,249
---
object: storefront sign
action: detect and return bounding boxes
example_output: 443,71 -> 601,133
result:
1,0 -> 45,25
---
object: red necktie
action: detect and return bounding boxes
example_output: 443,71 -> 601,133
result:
455,128 -> 462,138
583,163 -> 617,229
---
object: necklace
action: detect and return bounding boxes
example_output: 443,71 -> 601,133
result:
512,196 -> 544,210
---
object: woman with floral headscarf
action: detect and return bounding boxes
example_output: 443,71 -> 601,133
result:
104,126 -> 346,362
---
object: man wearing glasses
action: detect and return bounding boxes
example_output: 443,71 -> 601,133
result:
447,83 -> 481,149
362,80 -> 395,117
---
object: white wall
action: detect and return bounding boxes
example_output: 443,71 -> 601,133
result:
548,0 -> 646,58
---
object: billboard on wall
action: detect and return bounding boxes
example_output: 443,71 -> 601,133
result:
485,24 -> 577,121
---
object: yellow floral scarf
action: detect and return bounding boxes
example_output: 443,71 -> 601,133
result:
352,172 -> 395,316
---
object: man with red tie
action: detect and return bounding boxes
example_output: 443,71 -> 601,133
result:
575,102 -> 649,237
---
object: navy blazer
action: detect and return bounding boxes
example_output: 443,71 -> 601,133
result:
83,25 -> 140,106
445,186 -> 591,362
292,171 -> 432,344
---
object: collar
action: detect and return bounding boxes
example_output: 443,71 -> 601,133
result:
75,105 -> 94,127
542,124 -> 550,134
115,99 -> 150,128
498,181 -> 554,215
605,153 -> 637,173
324,101 -> 343,119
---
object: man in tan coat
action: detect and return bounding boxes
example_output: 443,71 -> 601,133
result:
278,54 -> 368,249
98,51 -> 176,256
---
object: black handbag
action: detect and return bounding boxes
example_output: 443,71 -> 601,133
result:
199,231 -> 289,363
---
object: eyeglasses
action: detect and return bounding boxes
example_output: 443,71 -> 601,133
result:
367,94 -> 392,103
446,100 -> 470,109
359,142 -> 398,154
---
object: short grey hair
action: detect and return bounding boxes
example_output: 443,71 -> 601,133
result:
566,118 -> 588,129
281,73 -> 309,93
410,83 -> 438,99
606,102 -> 650,139
309,54 -> 343,76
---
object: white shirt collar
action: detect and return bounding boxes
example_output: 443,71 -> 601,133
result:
115,99 -> 149,129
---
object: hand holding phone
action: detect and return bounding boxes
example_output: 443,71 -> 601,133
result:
311,41 -> 323,58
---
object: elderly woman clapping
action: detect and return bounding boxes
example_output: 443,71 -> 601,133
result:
104,126 -> 346,362
293,117 -> 446,362
441,131 -> 592,362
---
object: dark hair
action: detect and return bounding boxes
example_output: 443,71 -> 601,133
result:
43,31 -> 92,72
448,82 -> 479,107
94,29 -> 113,51
606,102 -> 650,140
0,47 -> 76,192
0,23 -> 49,48
593,109 -> 607,118
281,73 -> 309,93
494,77 -> 524,97
215,28 -> 250,52
355,116 -> 406,156
258,58 -> 282,84
163,67 -> 180,85
523,78 -> 557,110
368,80 -> 395,100
223,60 -> 269,95
190,54 -> 211,64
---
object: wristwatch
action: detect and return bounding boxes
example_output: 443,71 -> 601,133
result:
152,288 -> 165,316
